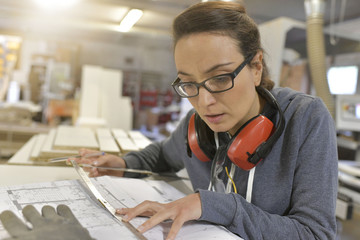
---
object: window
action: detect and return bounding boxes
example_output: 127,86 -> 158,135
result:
327,66 -> 358,95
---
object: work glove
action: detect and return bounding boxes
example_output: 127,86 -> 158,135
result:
0,204 -> 95,240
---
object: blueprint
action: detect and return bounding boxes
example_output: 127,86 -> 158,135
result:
0,176 -> 241,240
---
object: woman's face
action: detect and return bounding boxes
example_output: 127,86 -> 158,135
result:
174,32 -> 263,135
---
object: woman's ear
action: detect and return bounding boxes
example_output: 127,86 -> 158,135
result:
252,51 -> 263,86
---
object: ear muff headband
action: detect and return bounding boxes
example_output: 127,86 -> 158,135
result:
227,115 -> 274,170
227,87 -> 285,169
187,86 -> 285,170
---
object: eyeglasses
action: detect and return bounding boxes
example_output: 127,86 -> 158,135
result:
172,53 -> 255,98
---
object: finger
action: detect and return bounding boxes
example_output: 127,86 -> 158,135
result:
166,218 -> 186,240
57,205 -> 80,224
22,205 -> 45,227
88,168 -> 101,177
116,208 -> 154,218
42,205 -> 60,220
137,209 -> 173,233
123,201 -> 163,222
0,210 -> 29,236
122,201 -> 163,222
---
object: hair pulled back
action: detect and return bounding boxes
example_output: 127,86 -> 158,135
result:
172,1 -> 274,90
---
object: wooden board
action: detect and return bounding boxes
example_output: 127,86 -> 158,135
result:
30,134 -> 47,161
7,135 -> 37,164
53,126 -> 99,150
128,130 -> 152,149
96,128 -> 120,154
111,128 -> 128,138
115,137 -> 139,153
39,129 -> 78,161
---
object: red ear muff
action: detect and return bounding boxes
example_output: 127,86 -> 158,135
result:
227,115 -> 274,170
186,87 -> 285,169
187,113 -> 216,162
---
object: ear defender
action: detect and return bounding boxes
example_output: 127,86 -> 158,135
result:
187,113 -> 216,162
226,115 -> 274,170
186,86 -> 285,170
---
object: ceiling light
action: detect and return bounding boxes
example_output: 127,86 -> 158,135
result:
118,9 -> 143,32
33,0 -> 80,10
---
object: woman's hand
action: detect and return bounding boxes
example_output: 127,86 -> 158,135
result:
116,193 -> 202,240
69,148 -> 126,177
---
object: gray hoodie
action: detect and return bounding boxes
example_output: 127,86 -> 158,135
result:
123,87 -> 338,240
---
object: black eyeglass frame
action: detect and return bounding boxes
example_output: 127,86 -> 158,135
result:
172,53 -> 256,98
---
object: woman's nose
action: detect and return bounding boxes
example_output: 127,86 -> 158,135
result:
197,86 -> 216,106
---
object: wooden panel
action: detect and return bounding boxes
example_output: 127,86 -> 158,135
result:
128,130 -> 152,149
30,134 -> 47,161
39,129 -> 77,161
8,135 -> 37,164
53,126 -> 99,150
115,137 -> 139,153
96,128 -> 120,154
111,128 -> 128,138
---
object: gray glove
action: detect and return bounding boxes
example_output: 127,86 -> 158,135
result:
0,205 -> 95,240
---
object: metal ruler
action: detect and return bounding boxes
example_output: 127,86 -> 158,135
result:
70,159 -> 147,240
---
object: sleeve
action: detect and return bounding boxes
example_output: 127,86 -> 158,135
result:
198,98 -> 338,240
123,110 -> 194,177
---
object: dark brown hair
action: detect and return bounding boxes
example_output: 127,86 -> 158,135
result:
172,1 -> 274,90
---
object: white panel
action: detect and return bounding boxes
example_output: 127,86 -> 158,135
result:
96,128 -> 120,154
336,95 -> 360,132
30,134 -> 47,160
40,128 -> 78,160
53,126 -> 99,150
111,128 -> 128,138
8,135 -> 37,164
259,17 -> 305,86
116,137 -> 139,153
79,65 -> 102,118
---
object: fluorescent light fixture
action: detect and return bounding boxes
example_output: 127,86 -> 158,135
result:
201,0 -> 237,2
119,9 -> 143,32
34,0 -> 80,10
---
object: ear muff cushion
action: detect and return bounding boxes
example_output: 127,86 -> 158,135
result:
187,113 -> 216,162
227,115 -> 274,170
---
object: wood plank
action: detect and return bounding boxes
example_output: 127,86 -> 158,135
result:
128,130 -> 146,139
115,137 -> 139,153
30,134 -> 47,161
132,138 -> 152,149
96,128 -> 120,154
53,126 -> 99,150
111,128 -> 128,138
128,130 -> 152,149
39,129 -> 78,161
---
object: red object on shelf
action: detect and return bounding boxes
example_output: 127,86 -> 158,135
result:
140,90 -> 158,107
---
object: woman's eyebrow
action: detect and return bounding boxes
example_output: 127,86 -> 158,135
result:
177,62 -> 234,76
204,62 -> 234,74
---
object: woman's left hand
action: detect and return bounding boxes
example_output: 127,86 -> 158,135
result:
116,193 -> 202,240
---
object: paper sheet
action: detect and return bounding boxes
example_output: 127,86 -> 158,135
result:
0,176 -> 241,240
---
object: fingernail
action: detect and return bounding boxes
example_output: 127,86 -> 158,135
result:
93,161 -> 99,166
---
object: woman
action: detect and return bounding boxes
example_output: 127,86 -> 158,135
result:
79,2 -> 338,240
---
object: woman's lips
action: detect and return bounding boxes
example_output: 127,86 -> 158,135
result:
205,113 -> 224,124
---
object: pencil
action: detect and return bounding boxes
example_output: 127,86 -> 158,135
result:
49,152 -> 105,162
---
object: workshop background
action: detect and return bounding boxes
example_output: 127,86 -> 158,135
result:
0,0 -> 360,239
